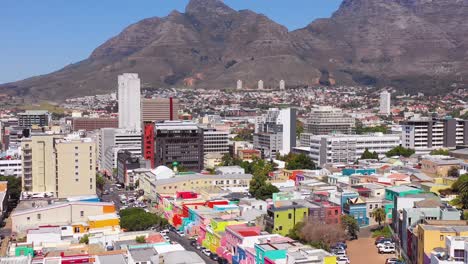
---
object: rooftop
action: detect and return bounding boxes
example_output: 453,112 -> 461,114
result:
161,250 -> 205,264
96,254 -> 127,264
128,247 -> 157,262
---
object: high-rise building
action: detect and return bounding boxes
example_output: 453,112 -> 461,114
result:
401,117 -> 468,154
379,91 -> 391,115
153,121 -> 204,172
254,108 -> 296,158
202,128 -> 229,155
298,133 -> 401,165
237,80 -> 243,90
18,110 -> 50,128
141,97 -> 179,123
98,128 -> 142,174
305,106 -> 355,135
21,134 -> 96,198
279,80 -> 285,90
258,80 -> 264,90
118,73 -> 141,130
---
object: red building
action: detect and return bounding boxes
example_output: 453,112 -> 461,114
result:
307,200 -> 342,225
143,122 -> 155,168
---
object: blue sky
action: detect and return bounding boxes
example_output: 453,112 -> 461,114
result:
0,0 -> 342,84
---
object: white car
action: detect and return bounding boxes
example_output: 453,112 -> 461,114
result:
333,250 -> 346,258
336,256 -> 350,264
377,242 -> 394,249
177,231 -> 185,237
202,249 -> 211,256
379,245 -> 396,254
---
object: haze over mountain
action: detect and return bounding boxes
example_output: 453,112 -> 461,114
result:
2,0 -> 468,101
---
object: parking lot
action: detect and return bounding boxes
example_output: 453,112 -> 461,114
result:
347,236 -> 396,263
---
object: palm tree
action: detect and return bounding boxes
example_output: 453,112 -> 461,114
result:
372,207 -> 386,227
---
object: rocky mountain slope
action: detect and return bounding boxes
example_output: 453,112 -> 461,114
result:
2,0 -> 468,101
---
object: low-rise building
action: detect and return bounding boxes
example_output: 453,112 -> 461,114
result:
421,155 -> 462,177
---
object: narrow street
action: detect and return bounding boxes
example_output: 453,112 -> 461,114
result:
167,231 -> 217,264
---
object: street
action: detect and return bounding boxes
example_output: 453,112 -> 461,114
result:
167,231 -> 217,264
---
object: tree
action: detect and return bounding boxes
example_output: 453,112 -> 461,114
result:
299,222 -> 347,250
360,148 -> 379,160
372,207 -> 386,227
96,174 -> 105,192
288,222 -> 305,240
135,236 -> 146,243
0,175 -> 22,201
120,208 -> 167,231
296,120 -> 304,138
385,146 -> 415,158
79,234 -> 89,244
254,183 -> 280,200
341,215 -> 360,239
430,149 -> 450,156
285,153 -> 316,170
248,159 -> 277,200
448,167 -> 460,178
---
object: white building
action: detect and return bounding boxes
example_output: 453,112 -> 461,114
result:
279,80 -> 285,90
98,128 -> 142,173
258,80 -> 264,90
379,91 -> 391,115
237,80 -> 243,90
0,159 -> 22,177
203,129 -> 229,155
298,133 -> 401,165
118,73 -> 141,130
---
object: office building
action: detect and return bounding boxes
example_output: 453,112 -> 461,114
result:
279,80 -> 285,90
17,110 -> 50,128
254,108 -> 296,158
153,121 -> 204,172
305,106 -> 355,135
0,158 -> 22,177
118,73 -> 141,130
141,97 -> 179,123
379,91 -> 391,115
21,134 -> 96,198
301,133 -> 401,165
116,150 -> 150,187
66,117 -> 118,131
237,80 -> 243,90
98,128 -> 142,174
202,128 -> 229,155
401,117 -> 468,154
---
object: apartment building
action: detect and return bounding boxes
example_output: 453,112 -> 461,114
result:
98,128 -> 142,173
401,118 -> 468,154
305,106 -> 355,135
21,134 -> 97,198
0,158 -> 22,177
302,133 -> 401,165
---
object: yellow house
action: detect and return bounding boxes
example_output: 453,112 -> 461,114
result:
202,218 -> 245,252
417,220 -> 468,264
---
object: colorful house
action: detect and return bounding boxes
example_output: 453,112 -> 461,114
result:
343,197 -> 369,227
306,200 -> 341,225
254,239 -> 299,264
385,185 -> 423,202
201,218 -> 246,253
265,203 -> 308,236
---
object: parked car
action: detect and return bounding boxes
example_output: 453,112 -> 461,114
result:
385,257 -> 400,264
160,229 -> 169,234
335,242 -> 347,249
376,237 -> 393,245
210,253 -> 219,261
333,249 -> 346,258
336,256 -> 350,264
379,245 -> 396,254
377,241 -> 394,249
177,231 -> 185,237
217,258 -> 229,264
202,249 -> 211,257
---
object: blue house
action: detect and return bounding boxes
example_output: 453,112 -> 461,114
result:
343,197 -> 369,227
340,191 -> 359,211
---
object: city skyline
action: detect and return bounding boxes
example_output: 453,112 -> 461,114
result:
0,0 -> 342,84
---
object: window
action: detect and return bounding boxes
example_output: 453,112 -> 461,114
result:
335,210 -> 339,215
278,226 -> 283,231
90,178 -> 92,183
75,179 -> 79,182
80,211 -> 84,217
369,204 -> 373,209
37,214 -> 41,220
288,213 -> 292,219
440,235 -> 444,241
75,146 -> 78,150
75,166 -> 79,169
276,214 -> 279,218
27,217 -> 30,221
61,227 -> 67,230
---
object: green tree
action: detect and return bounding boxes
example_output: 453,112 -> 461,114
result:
120,208 -> 167,231
430,149 -> 450,156
356,123 -> 388,134
135,236 -> 146,243
296,120 -> 304,138
288,222 -> 305,240
372,207 -> 386,227
79,234 -> 89,244
0,175 -> 22,201
248,159 -> 277,200
385,146 -> 415,158
360,148 -> 379,160
341,215 -> 360,239
285,153 -> 316,170
96,174 -> 105,192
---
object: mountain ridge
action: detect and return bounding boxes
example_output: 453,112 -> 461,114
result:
2,0 -> 468,101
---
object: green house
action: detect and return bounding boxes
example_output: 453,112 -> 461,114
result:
266,203 -> 308,236
385,186 -> 422,202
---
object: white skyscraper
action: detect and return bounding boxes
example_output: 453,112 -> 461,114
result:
277,108 -> 296,155
258,80 -> 264,90
279,80 -> 285,90
118,73 -> 141,130
237,80 -> 243,90
379,91 -> 391,115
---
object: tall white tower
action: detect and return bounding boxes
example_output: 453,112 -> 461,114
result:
379,91 -> 391,115
277,108 -> 297,155
118,73 -> 141,130
258,80 -> 264,90
237,80 -> 243,90
279,80 -> 285,90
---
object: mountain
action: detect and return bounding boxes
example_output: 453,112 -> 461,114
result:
2,0 -> 468,101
